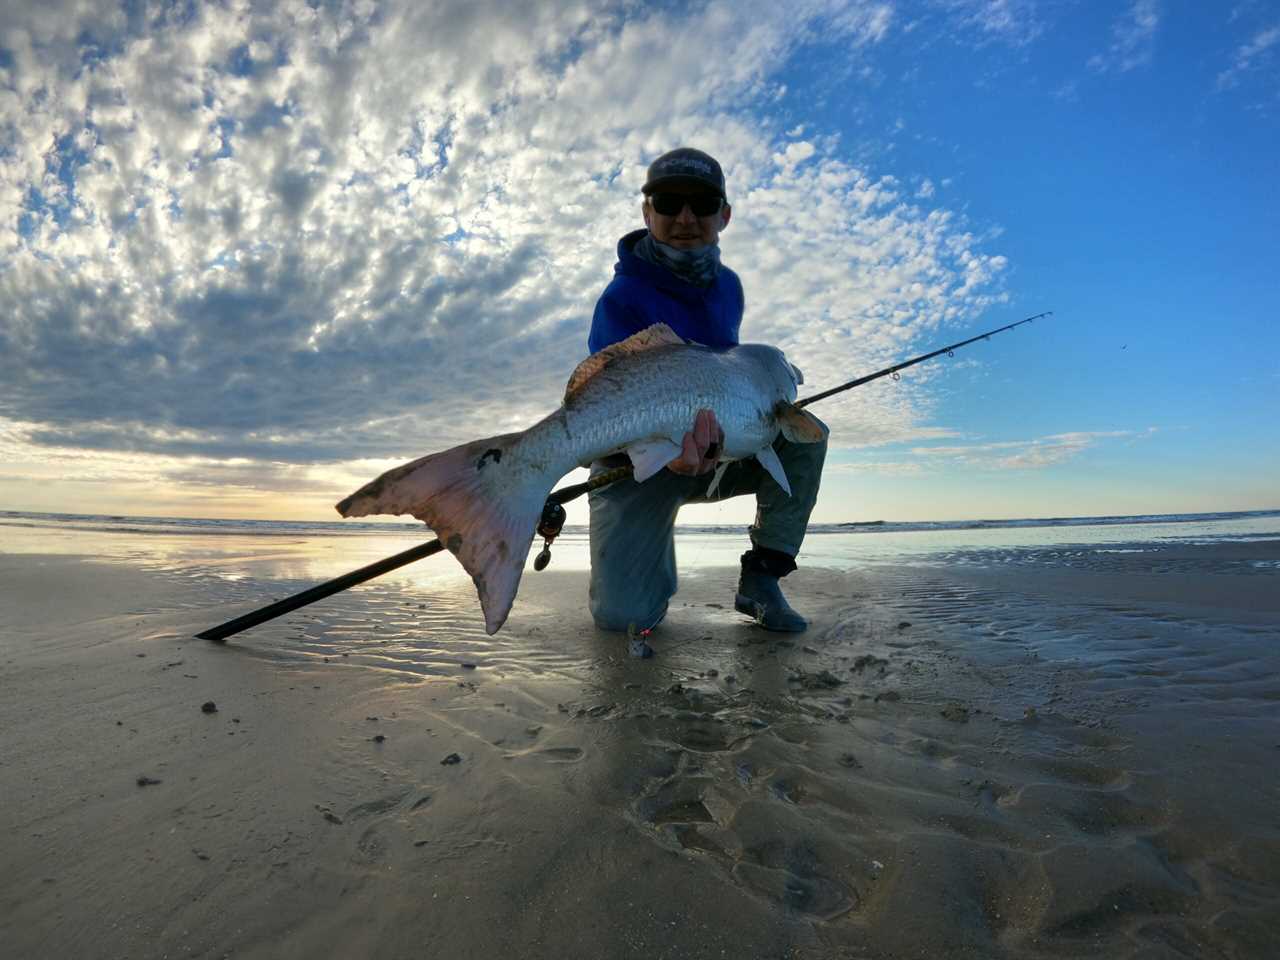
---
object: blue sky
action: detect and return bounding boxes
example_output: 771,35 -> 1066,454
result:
1,0 -> 1276,524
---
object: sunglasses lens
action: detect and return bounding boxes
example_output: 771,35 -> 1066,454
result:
651,194 -> 722,217
690,196 -> 722,216
651,194 -> 684,216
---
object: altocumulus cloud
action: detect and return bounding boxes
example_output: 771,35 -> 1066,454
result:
1087,0 -> 1160,75
906,429 -> 1158,471
1,0 -> 1008,511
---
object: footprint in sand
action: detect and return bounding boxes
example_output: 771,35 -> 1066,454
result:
1005,783 -> 1170,839
672,824 -> 726,855
650,799 -> 716,826
503,745 -> 585,763
345,791 -> 411,820
670,722 -> 744,753
627,748 -> 859,923
733,860 -> 856,921
355,825 -> 388,864
636,779 -> 721,828
1032,756 -> 1132,790
535,746 -> 584,762
732,839 -> 858,921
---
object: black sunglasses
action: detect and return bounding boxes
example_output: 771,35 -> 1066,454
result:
648,193 -> 724,217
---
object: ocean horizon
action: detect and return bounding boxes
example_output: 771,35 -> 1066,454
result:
5,506 -> 1278,589
4,507 -> 1278,540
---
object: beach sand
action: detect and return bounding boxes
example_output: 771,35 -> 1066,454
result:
2,542 -> 1278,959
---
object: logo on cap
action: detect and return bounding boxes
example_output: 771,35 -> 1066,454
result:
643,147 -> 726,199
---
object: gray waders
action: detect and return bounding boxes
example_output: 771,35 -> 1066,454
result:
587,423 -> 828,631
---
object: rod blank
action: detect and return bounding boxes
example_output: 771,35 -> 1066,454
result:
195,466 -> 632,643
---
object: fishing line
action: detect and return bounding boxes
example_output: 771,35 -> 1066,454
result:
795,311 -> 1050,408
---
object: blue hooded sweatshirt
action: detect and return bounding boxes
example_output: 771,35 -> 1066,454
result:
588,230 -> 744,354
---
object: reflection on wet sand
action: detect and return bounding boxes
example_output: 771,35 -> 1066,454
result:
1,527 -> 1278,958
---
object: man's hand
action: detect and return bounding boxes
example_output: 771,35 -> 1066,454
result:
666,408 -> 724,476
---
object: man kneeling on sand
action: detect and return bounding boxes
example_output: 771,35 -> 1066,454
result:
586,147 -> 827,636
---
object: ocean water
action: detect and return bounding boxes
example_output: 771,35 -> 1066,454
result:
1,507 -> 1277,593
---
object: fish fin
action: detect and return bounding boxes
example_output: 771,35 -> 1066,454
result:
336,433 -> 555,635
754,445 -> 792,496
564,323 -> 686,402
776,402 -> 828,443
625,438 -> 683,482
704,460 -> 732,498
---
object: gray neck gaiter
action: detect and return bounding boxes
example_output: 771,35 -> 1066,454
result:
633,232 -> 722,288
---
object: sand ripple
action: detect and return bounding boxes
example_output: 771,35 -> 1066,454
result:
19,546 -> 1271,959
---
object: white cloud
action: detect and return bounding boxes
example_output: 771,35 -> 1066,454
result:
938,0 -> 1045,47
904,428 -> 1156,470
1088,0 -> 1161,74
825,424 -> 1155,477
826,459 -> 925,475
1217,23 -> 1280,90
0,0 -> 1012,512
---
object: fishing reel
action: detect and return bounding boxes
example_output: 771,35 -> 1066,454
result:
532,499 -> 567,571
531,464 -> 633,572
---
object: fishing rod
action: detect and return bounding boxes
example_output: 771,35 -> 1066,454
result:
796,311 -> 1050,408
196,311 -> 1049,642
195,465 -> 632,641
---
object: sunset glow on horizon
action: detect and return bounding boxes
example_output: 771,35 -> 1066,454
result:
3,2 -> 1276,525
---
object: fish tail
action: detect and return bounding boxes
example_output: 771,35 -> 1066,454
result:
335,432 -> 557,634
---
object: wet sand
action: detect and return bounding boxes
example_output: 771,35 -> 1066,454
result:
2,542 -> 1278,959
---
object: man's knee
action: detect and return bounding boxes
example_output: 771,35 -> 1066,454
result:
776,423 -> 827,494
589,594 -> 670,633
784,415 -> 828,464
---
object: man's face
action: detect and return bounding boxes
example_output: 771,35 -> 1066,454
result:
643,184 -> 732,250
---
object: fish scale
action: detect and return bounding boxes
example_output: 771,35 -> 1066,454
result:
549,344 -> 785,466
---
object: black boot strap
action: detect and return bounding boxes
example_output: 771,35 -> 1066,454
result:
740,546 -> 797,578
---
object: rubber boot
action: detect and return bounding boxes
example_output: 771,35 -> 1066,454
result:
734,569 -> 808,632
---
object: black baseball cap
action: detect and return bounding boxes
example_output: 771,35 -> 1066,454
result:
642,147 -> 726,200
